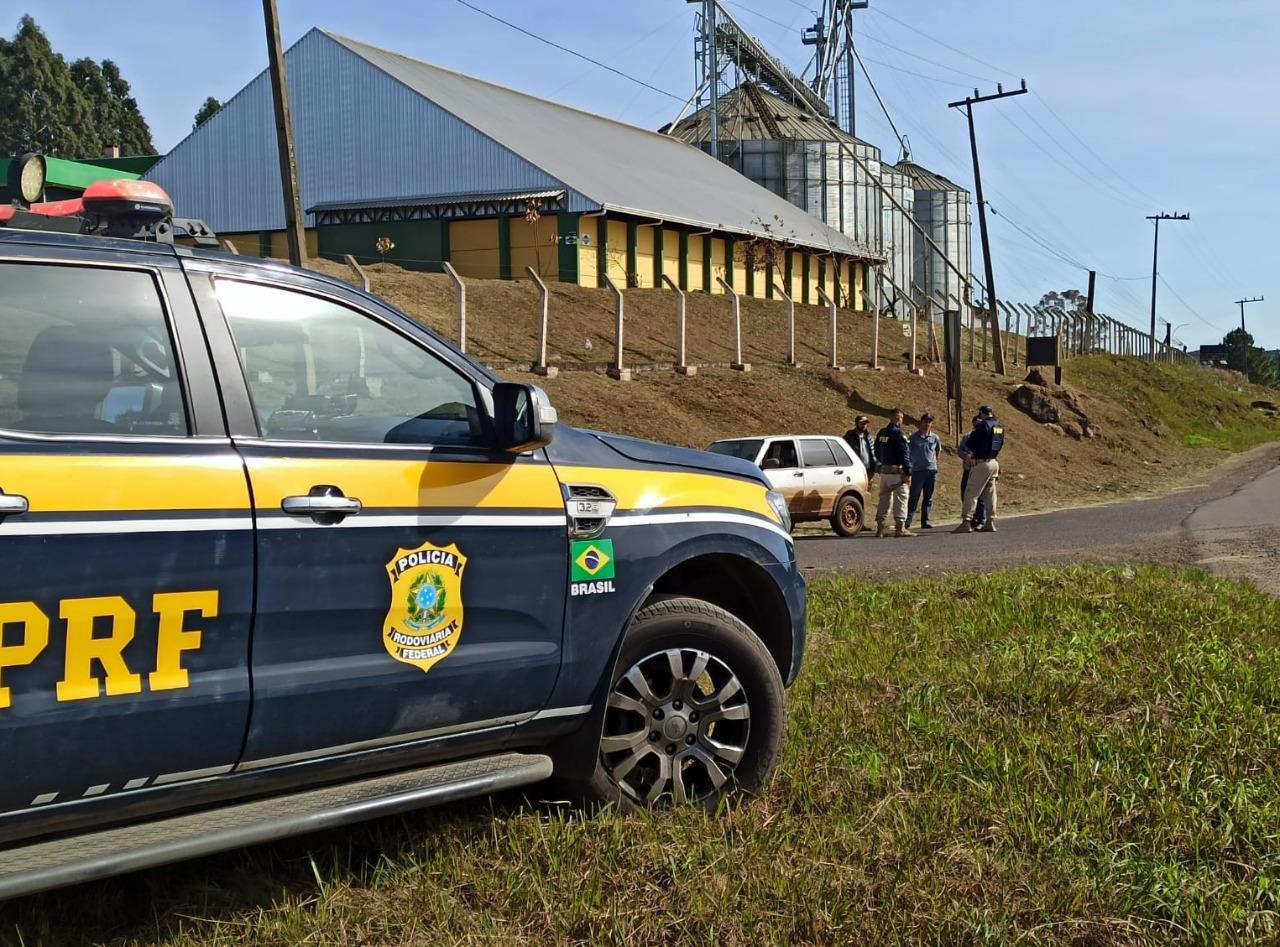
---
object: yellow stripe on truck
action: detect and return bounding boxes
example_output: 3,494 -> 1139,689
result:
554,465 -> 775,521
0,454 -> 250,512
243,457 -> 565,510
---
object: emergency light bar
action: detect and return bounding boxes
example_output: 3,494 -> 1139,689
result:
2,154 -> 219,248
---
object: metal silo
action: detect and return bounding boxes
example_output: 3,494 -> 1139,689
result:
667,84 -> 882,255
878,163 -> 914,314
895,160 -> 971,323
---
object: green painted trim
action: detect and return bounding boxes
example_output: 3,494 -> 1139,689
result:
744,246 -> 755,297
766,261 -> 774,299
558,212 -> 580,284
785,251 -> 793,297
597,215 -> 608,288
653,227 -> 664,286
802,254 -> 811,306
703,235 -> 712,293
863,262 -> 872,312
498,216 -> 512,280
626,221 -> 638,288
258,230 -> 271,257
440,219 -> 451,268
678,232 -> 689,290
725,238 -> 736,291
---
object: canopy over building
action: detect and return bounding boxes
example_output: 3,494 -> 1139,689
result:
146,29 -> 881,306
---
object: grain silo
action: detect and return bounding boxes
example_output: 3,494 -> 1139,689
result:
878,163 -> 915,315
667,83 -> 883,276
895,160 -> 971,322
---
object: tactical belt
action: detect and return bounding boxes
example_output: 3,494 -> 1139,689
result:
881,465 -> 907,474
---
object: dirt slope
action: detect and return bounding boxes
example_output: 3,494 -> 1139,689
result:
307,259 -> 1280,521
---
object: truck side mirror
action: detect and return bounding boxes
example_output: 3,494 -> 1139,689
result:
492,382 -> 556,453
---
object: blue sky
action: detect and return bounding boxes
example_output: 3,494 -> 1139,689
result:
12,0 -> 1277,349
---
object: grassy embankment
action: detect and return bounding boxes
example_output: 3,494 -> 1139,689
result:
310,261 -> 1280,521
6,565 -> 1279,946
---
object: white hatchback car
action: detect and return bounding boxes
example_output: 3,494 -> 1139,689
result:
707,435 -> 870,536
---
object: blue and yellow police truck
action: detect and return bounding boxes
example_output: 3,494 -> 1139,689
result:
0,154 -> 806,899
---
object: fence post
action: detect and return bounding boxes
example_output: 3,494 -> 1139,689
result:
927,296 -> 940,362
662,274 -> 696,376
525,266 -> 557,378
603,274 -> 631,381
817,287 -> 841,370
344,254 -> 370,292
716,276 -> 750,371
869,281 -> 880,370
773,282 -> 796,366
443,262 -> 467,354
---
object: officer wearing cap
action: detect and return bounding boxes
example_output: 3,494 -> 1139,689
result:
843,415 -> 878,485
954,404 -> 1005,533
873,409 -> 913,538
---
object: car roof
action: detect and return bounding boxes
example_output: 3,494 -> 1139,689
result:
713,434 -> 843,443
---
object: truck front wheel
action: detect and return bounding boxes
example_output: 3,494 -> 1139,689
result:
579,596 -> 786,808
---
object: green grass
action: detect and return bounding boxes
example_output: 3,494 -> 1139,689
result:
1071,356 -> 1280,454
4,566 -> 1280,946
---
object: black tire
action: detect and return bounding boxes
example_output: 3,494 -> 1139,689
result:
574,597 -> 786,810
830,493 -> 864,537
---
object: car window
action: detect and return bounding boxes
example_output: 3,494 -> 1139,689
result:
707,438 -> 764,461
0,262 -> 188,437
828,439 -> 854,465
215,279 -> 484,447
762,439 -> 799,469
800,438 -> 838,468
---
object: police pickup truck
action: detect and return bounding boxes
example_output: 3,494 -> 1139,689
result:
0,155 -> 805,899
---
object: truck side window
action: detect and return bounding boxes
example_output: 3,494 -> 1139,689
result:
0,262 -> 188,437
215,280 -> 486,446
763,439 -> 799,469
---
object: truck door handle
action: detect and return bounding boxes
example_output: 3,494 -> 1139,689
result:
282,486 -> 362,524
793,471 -> 804,478
833,469 -> 844,475
0,490 -> 29,518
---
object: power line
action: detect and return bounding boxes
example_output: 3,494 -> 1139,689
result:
858,25 -> 998,84
548,9 -> 689,98
1158,273 -> 1226,332
865,7 -> 1019,79
851,48 -> 907,160
452,0 -> 685,101
1011,102 -> 1148,210
986,203 -> 1089,271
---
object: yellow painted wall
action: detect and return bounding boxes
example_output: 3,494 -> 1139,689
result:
449,219 -> 500,279
605,219 -> 628,286
634,225 -> 656,289
852,262 -> 865,310
749,253 -> 768,300
687,234 -> 705,291
579,233 -> 598,289
661,228 -> 680,288
806,253 -> 821,304
709,237 -> 728,294
262,228 -> 319,260
510,213 -> 558,279
788,251 -> 803,301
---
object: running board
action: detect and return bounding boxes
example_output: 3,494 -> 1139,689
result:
0,752 -> 552,901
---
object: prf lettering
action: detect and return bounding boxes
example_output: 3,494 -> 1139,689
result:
0,590 -> 218,709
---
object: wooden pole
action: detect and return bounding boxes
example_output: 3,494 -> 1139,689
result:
262,0 -> 307,267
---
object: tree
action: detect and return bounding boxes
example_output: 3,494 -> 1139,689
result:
193,96 -> 222,129
1221,327 -> 1279,388
0,15 -> 152,157
0,15 -> 97,156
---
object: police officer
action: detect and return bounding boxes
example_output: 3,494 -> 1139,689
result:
843,415 -> 878,483
954,404 -> 1005,533
874,409 -> 913,538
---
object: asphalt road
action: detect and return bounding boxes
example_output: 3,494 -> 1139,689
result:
796,442 -> 1280,586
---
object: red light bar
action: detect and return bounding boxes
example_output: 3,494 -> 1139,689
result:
82,178 -> 174,209
23,198 -> 86,218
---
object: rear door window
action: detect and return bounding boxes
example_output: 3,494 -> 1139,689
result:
800,438 -> 837,468
0,262 -> 188,437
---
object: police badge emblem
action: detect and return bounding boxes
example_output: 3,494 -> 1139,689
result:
383,542 -> 467,674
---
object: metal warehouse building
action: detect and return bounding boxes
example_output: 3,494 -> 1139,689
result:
146,29 -> 882,306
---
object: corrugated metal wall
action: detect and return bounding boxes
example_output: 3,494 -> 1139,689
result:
879,166 -> 915,309
146,29 -> 579,232
912,188 -> 972,322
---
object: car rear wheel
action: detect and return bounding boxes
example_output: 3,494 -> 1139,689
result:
830,493 -> 863,537
578,597 -> 786,809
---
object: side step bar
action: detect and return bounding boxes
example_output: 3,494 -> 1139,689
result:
0,752 -> 552,901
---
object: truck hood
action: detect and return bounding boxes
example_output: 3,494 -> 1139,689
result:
589,431 -> 767,485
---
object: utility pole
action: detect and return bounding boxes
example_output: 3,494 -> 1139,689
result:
949,81 -> 1028,376
262,0 -> 307,267
1146,212 -> 1189,361
1234,296 -> 1263,333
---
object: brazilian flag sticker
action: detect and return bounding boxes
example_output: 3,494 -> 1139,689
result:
571,539 -> 615,582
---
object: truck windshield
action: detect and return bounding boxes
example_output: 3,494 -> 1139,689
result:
707,439 -> 763,461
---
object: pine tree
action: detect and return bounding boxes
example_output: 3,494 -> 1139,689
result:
99,59 -> 153,154
193,96 -> 222,129
0,15 -> 97,157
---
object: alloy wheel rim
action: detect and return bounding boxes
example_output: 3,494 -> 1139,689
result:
600,647 -> 750,804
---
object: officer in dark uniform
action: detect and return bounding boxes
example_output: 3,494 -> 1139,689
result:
873,409 -> 913,538
954,405 -> 1005,533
